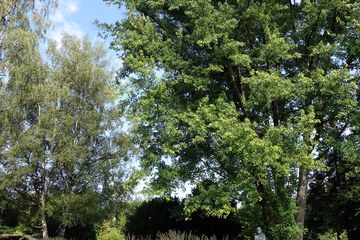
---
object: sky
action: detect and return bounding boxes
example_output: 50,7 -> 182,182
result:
49,0 -> 124,54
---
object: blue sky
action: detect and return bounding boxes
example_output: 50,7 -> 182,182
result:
49,0 -> 123,49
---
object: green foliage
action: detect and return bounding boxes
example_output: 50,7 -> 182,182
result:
124,197 -> 241,240
0,226 -> 13,234
101,0 -> 360,239
0,2 -> 58,238
317,230 -> 348,240
0,1 -> 132,239
44,35 -> 127,233
0,31 -> 129,239
306,146 -> 360,239
125,198 -> 182,238
0,224 -> 32,236
97,221 -> 124,240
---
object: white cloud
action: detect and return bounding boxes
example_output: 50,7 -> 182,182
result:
66,2 -> 78,14
52,10 -> 64,23
51,0 -> 79,23
48,0 -> 83,45
49,21 -> 85,44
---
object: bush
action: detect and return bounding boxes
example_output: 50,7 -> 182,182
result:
125,198 -> 241,239
318,230 -> 348,240
97,221 -> 124,240
0,226 -> 13,234
0,224 -> 32,236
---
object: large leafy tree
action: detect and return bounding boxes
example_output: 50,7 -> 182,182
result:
0,32 -> 127,238
1,1 -> 130,238
102,0 -> 359,239
0,30 -> 128,239
44,34 -> 128,238
0,1 -> 57,237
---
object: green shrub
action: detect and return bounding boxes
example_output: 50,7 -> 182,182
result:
0,225 -> 13,234
0,224 -> 32,236
318,230 -> 348,240
98,228 -> 124,240
97,221 -> 124,240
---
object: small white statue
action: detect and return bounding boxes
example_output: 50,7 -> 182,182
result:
254,227 -> 266,240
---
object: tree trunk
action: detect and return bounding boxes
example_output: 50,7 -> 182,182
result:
39,104 -> 49,239
40,159 -> 48,239
40,187 -> 48,239
295,166 -> 309,240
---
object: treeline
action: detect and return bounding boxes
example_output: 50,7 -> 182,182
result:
1,0 -> 360,240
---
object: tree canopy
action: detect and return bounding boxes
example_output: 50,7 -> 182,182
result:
0,1 -> 130,238
101,0 -> 360,239
1,0 -> 360,239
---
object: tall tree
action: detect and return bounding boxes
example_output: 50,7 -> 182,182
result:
102,0 -> 360,239
45,34 -> 128,238
0,1 -> 56,236
1,0 -> 56,156
0,32 -> 128,238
